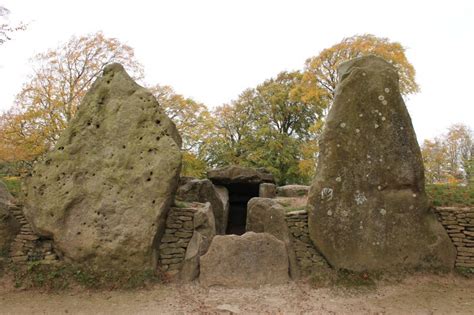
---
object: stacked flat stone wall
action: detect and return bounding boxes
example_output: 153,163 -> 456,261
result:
285,210 -> 328,276
435,207 -> 474,268
158,206 -> 197,272
8,204 -> 58,264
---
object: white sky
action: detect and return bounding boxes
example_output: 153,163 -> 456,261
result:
0,0 -> 473,142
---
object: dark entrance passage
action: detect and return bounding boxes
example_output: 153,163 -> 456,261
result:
225,183 -> 259,235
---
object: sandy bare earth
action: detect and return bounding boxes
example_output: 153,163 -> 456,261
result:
0,274 -> 473,314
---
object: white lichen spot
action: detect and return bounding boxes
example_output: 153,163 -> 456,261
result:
367,154 -> 371,159
379,158 -> 383,163
384,88 -> 390,93
341,210 -> 349,217
412,193 -> 417,198
368,160 -> 372,164
362,72 -> 366,76
337,144 -> 341,148
354,191 -> 367,205
380,208 -> 387,216
336,176 -> 342,182
327,210 -> 333,216
409,205 -> 414,210
382,117 -> 386,121
321,188 -> 334,201
378,95 -> 385,101
375,124 -> 379,129
359,113 -> 364,117
400,126 -> 404,130
377,185 -> 382,191
340,122 -> 346,128
382,100 -> 388,105
355,129 -> 360,133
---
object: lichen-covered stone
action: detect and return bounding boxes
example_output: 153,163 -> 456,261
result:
200,232 -> 289,287
307,56 -> 455,271
23,63 -> 182,269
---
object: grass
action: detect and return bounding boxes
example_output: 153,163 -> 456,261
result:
8,261 -> 164,291
0,175 -> 21,198
426,183 -> 474,207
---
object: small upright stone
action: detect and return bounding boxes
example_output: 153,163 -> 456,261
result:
23,64 -> 182,269
307,56 -> 455,271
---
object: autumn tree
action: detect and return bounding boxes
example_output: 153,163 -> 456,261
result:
303,34 -> 419,107
0,32 -> 143,167
149,84 -> 214,178
421,123 -> 473,184
206,71 -> 325,184
0,6 -> 26,46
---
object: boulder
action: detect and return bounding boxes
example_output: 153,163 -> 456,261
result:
200,232 -> 289,287
23,64 -> 182,269
0,181 -> 19,253
207,165 -> 275,185
277,185 -> 310,197
176,179 -> 228,234
307,56 -> 456,271
180,202 -> 216,281
246,198 -> 299,278
259,183 -> 276,198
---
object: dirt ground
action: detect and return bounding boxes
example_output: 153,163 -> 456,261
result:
0,274 -> 473,314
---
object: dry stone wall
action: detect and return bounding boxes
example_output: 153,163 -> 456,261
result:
8,204 -> 58,264
435,207 -> 474,268
285,210 -> 329,276
158,205 -> 196,273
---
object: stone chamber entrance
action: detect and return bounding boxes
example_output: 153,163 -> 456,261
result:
225,183 -> 260,235
207,166 -> 276,235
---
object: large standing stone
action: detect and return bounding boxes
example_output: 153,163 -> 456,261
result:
307,56 -> 455,271
176,179 -> 228,234
200,232 -> 289,287
23,64 -> 182,269
0,181 -> 19,253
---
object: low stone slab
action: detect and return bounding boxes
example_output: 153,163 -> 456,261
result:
199,232 -> 289,287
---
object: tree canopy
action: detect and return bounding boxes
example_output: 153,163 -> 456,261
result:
303,34 -> 419,104
0,32 -> 143,167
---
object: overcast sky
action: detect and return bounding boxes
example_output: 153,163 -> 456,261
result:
0,0 -> 473,142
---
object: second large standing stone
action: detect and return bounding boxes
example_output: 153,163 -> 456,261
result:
307,56 -> 455,271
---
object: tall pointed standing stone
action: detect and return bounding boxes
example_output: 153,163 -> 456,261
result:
23,64 -> 182,269
307,56 -> 455,271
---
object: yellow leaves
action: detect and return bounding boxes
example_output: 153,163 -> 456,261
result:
0,32 -> 144,166
304,34 -> 420,100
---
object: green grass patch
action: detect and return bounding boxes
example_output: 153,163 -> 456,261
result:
8,262 -> 164,291
426,183 -> 474,207
0,176 -> 21,198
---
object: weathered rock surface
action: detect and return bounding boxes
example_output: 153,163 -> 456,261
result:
307,56 -> 455,271
176,179 -> 228,234
207,166 -> 275,185
277,185 -> 310,197
246,198 -> 298,278
0,181 -> 19,253
259,183 -> 276,198
180,202 -> 216,281
200,232 -> 289,287
23,63 -> 182,269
